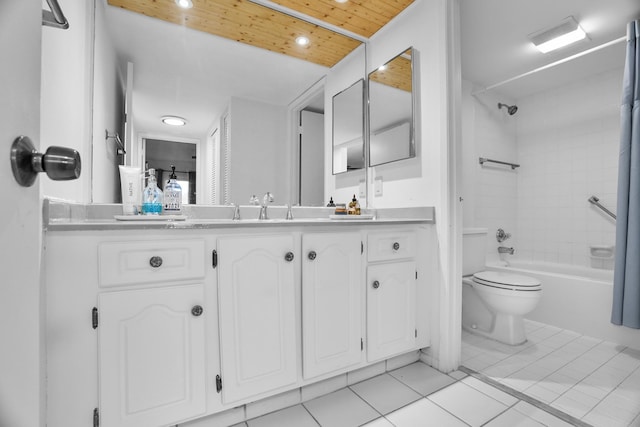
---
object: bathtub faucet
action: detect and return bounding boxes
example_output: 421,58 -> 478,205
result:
498,246 -> 515,255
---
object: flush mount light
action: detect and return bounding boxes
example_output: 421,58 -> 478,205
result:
295,36 -> 310,46
529,16 -> 587,53
175,0 -> 193,9
162,116 -> 187,126
378,65 -> 387,71
335,0 -> 349,3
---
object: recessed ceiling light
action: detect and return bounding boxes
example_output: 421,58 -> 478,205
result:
175,0 -> 193,9
378,65 -> 387,71
162,116 -> 187,126
335,0 -> 348,3
295,36 -> 310,46
529,16 -> 587,53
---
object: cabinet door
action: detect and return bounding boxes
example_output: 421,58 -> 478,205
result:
302,233 -> 362,379
217,235 -> 297,403
367,261 -> 416,362
98,285 -> 207,427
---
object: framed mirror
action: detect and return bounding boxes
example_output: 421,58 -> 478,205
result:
332,79 -> 365,174
368,47 -> 416,167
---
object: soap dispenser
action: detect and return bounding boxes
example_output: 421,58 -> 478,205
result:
348,194 -> 360,215
163,165 -> 183,215
142,168 -> 163,215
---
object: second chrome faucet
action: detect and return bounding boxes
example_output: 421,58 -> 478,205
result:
259,192 -> 274,220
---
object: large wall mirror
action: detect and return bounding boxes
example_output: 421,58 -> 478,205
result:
99,1 -> 363,205
368,47 -> 416,167
332,79 -> 365,175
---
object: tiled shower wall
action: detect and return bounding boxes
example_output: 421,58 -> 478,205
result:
463,66 -> 623,268
515,68 -> 622,268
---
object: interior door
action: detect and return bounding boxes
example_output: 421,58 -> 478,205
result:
300,110 -> 324,206
0,2 -> 44,426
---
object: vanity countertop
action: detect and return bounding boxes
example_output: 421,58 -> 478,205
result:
44,200 -> 435,232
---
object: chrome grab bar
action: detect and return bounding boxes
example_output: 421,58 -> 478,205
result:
42,0 -> 69,30
588,196 -> 616,220
479,157 -> 520,169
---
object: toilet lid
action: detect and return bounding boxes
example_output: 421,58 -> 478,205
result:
473,271 -> 541,290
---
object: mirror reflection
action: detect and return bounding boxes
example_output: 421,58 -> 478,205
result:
368,47 -> 416,167
102,4 -> 353,205
144,139 -> 196,205
332,79 -> 365,175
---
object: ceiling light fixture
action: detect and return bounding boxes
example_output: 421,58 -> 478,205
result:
529,16 -> 587,54
335,0 -> 349,3
175,0 -> 193,9
162,116 -> 187,126
295,36 -> 310,46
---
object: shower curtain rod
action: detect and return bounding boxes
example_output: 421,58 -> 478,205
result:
472,36 -> 627,95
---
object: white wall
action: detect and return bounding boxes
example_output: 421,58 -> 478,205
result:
228,96 -> 288,206
40,0 -> 95,203
461,80 -> 518,263
92,0 -> 124,203
516,68 -> 622,268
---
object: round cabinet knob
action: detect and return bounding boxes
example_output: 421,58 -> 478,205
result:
285,252 -> 295,262
393,242 -> 400,251
308,251 -> 317,261
149,256 -> 163,268
191,305 -> 203,317
372,280 -> 380,289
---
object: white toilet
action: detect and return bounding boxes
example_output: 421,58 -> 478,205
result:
462,228 -> 542,345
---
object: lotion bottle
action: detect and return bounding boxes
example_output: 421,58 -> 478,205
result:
163,165 -> 182,215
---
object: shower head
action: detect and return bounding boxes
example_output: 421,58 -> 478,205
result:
498,102 -> 518,115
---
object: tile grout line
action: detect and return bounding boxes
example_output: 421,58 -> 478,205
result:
459,365 -> 594,427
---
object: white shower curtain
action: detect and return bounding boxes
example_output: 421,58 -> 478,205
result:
612,20 -> 640,329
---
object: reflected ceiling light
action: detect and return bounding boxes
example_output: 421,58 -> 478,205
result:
295,36 -> 310,46
529,16 -> 587,53
162,116 -> 187,126
175,0 -> 193,9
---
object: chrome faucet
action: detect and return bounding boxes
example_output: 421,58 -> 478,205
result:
498,246 -> 515,255
259,192 -> 274,219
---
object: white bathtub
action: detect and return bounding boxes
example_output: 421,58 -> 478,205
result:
486,260 -> 640,350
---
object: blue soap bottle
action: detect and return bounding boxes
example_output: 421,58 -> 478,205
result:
142,168 -> 163,215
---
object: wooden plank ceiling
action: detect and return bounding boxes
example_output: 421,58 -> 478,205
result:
107,0 -> 414,68
369,49 -> 412,92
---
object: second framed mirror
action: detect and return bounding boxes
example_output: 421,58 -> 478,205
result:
368,47 -> 416,167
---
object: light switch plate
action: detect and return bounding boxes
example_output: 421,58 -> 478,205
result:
374,177 -> 383,197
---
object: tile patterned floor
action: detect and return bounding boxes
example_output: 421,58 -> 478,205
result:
234,361 -> 576,427
461,320 -> 640,427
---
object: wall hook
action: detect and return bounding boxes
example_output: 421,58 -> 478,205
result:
10,136 -> 81,187
106,130 -> 126,155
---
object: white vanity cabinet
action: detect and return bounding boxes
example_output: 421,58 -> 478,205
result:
216,234 -> 298,404
301,232 -> 363,379
366,231 -> 418,362
43,212 -> 434,427
98,284 -> 207,427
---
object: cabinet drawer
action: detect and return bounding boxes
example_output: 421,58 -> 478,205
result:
368,231 -> 416,262
98,239 -> 206,287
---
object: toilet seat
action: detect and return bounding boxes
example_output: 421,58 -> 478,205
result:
472,271 -> 541,292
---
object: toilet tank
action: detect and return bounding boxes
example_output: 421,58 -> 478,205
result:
463,228 -> 488,276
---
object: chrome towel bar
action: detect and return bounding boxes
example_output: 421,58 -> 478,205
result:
42,0 -> 69,30
588,196 -> 616,220
479,157 -> 520,169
